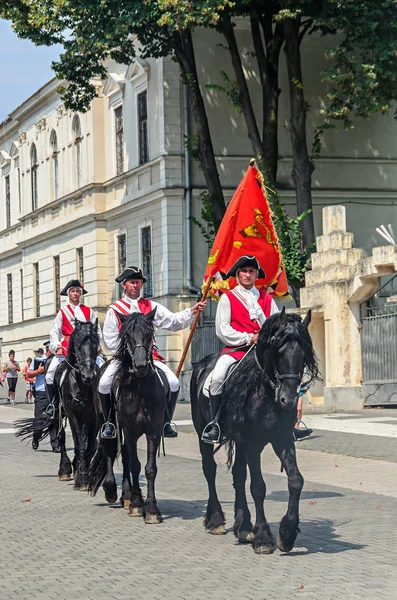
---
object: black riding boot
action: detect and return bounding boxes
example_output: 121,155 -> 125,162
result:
163,390 -> 179,438
99,392 -> 116,439
201,392 -> 223,444
44,384 -> 57,419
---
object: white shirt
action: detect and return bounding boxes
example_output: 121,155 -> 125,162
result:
103,295 -> 195,355
215,285 -> 279,348
50,303 -> 102,353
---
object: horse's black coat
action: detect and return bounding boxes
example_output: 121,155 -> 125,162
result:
88,310 -> 169,523
191,309 -> 320,553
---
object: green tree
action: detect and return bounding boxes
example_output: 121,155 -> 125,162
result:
0,0 -> 229,227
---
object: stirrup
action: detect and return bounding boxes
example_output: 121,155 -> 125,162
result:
100,422 -> 117,440
44,404 -> 56,419
163,421 -> 178,436
201,421 -> 221,444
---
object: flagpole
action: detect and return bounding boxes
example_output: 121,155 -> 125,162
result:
176,276 -> 213,378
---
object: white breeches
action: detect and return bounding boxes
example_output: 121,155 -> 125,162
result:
45,355 -> 64,384
209,354 -> 238,395
98,359 -> 180,395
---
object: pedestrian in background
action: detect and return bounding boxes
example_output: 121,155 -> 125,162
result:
23,358 -> 34,403
27,346 -> 60,452
3,350 -> 20,404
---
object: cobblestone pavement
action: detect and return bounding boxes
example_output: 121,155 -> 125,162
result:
2,392 -> 397,600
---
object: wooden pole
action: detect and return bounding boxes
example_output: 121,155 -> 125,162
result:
176,277 -> 213,378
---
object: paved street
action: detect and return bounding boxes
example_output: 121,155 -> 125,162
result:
1,385 -> 397,599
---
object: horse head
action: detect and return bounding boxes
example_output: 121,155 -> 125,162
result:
117,308 -> 157,378
70,318 -> 99,385
257,308 -> 317,411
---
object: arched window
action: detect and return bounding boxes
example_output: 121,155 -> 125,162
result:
72,115 -> 82,189
50,130 -> 59,200
31,143 -> 38,211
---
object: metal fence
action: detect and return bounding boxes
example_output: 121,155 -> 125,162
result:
190,319 -> 224,366
360,274 -> 397,405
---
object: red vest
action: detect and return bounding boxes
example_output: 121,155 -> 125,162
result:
60,304 -> 92,355
221,288 -> 273,360
111,297 -> 165,362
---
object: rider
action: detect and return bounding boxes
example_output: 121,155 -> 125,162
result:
98,266 -> 206,439
202,255 -> 280,444
45,279 -> 102,412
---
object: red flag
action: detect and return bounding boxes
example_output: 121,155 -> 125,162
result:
203,163 -> 289,299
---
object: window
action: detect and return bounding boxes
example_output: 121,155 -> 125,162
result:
20,268 -> 24,321
7,273 -> 13,324
114,106 -> 124,175
117,233 -> 126,298
50,130 -> 59,200
17,166 -> 21,214
31,143 -> 38,211
72,116 -> 82,188
33,262 -> 40,317
141,226 -> 152,297
5,174 -> 10,229
76,247 -> 84,281
138,91 -> 149,165
54,256 -> 60,312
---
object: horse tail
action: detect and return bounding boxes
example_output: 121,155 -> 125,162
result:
88,439 -> 107,496
14,415 -> 52,442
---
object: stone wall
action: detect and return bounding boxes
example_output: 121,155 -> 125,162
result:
300,205 -> 397,410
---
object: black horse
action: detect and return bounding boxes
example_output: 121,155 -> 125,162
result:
89,309 -> 169,524
15,320 -> 100,490
191,309 -> 319,554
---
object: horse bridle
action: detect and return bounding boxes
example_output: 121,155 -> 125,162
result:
126,343 -> 155,376
64,356 -> 96,374
254,344 -> 304,404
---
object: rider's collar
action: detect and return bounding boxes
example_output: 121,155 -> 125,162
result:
236,284 -> 259,298
123,295 -> 141,306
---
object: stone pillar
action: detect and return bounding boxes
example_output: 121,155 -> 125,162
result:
300,206 -> 365,409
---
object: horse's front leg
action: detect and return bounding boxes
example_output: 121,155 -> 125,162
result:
198,440 -> 225,535
272,438 -> 304,553
232,442 -> 253,543
144,434 -> 162,524
246,442 -> 275,554
68,414 -> 88,491
124,438 -> 144,516
57,423 -> 72,481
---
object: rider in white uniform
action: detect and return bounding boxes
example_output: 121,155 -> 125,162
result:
45,279 -> 102,411
98,266 -> 206,438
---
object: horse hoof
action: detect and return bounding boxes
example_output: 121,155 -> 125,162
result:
208,525 -> 226,535
276,534 -> 293,553
253,544 -> 274,555
59,474 -> 71,481
238,530 -> 255,543
129,506 -> 144,517
124,499 -> 131,510
145,513 -> 162,524
105,494 -> 118,504
77,486 -> 88,492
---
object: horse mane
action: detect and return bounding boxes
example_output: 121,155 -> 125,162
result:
67,320 -> 99,363
222,312 -> 319,447
114,312 -> 154,380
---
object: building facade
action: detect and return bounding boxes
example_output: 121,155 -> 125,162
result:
1,26 -> 397,399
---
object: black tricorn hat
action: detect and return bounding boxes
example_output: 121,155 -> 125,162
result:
60,279 -> 88,296
226,255 -> 266,279
115,266 -> 147,283
43,340 -> 50,348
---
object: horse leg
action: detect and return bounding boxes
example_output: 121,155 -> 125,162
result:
57,424 -> 72,481
102,438 -> 118,503
272,439 -> 304,553
199,440 -> 225,535
68,414 -> 88,491
144,435 -> 162,524
83,419 -> 98,491
246,443 -> 275,554
232,443 -> 253,543
125,438 -> 144,517
120,443 -> 132,510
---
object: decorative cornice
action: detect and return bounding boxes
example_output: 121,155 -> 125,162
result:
35,117 -> 47,137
